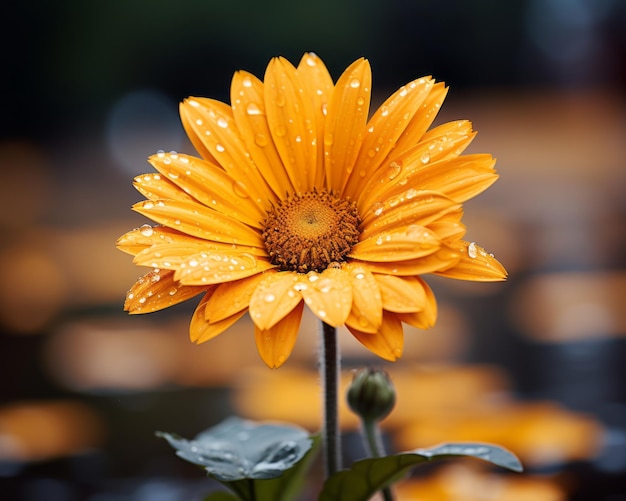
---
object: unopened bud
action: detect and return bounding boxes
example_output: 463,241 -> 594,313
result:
347,368 -> 396,422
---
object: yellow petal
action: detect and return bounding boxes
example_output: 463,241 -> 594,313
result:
435,241 -> 507,281
392,81 -> 449,154
132,198 -> 264,247
264,57 -> 318,192
396,280 -> 438,328
347,311 -> 404,361
249,271 -> 303,330
344,76 -> 434,198
231,70 -> 295,196
356,245 -> 461,276
297,53 -> 334,188
133,172 -> 196,203
179,97 -> 274,209
374,274 -> 430,313
323,58 -> 371,192
148,151 -> 265,228
350,226 -> 440,262
205,273 -> 266,323
179,102 -> 220,165
360,191 -> 460,238
384,154 -> 498,205
298,268 -> 353,327
117,225 -> 190,256
358,119 -> 476,210
174,252 -> 274,286
190,293 -> 247,344
124,269 -> 208,314
343,263 -> 382,334
254,301 -> 304,368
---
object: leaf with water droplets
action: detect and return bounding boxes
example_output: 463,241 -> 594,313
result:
319,442 -> 523,501
158,417 -> 318,501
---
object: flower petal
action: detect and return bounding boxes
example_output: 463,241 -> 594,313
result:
360,191 -> 460,239
249,271 -> 303,330
350,226 -> 441,262
148,151 -> 265,228
190,292 -> 247,344
124,269 -> 208,314
435,241 -> 507,281
392,81 -> 449,155
117,225 -> 189,256
264,57 -> 318,192
297,53 -> 334,188
347,311 -> 404,361
356,245 -> 461,276
343,263 -> 382,334
132,198 -> 263,247
344,76 -> 434,198
254,301 -> 304,368
205,273 -> 266,323
359,119 -> 476,210
298,268 -> 353,327
179,97 -> 274,210
373,274 -> 431,313
396,279 -> 438,329
175,252 -> 274,286
381,154 -> 498,205
323,58 -> 371,192
133,172 -> 196,203
231,70 -> 294,196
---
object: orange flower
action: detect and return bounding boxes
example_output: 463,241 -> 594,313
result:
117,53 -> 506,368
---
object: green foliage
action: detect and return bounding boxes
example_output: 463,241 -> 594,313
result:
319,443 -> 523,501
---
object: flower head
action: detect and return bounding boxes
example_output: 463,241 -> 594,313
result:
117,53 -> 506,368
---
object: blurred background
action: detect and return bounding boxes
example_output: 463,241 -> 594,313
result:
1,1 -> 625,500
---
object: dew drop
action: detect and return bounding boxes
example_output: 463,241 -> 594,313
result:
156,150 -> 165,158
468,242 -> 478,259
367,148 -> 376,158
380,106 -> 389,117
168,288 -> 177,296
138,297 -> 147,304
142,201 -> 154,209
386,161 -> 402,180
376,236 -> 384,245
232,180 -> 249,198
242,77 -> 252,88
420,152 -> 430,164
350,78 -> 360,88
305,55 -> 317,67
372,202 -> 384,216
399,87 -> 408,97
217,117 -> 228,128
356,97 -> 365,106
189,259 -> 199,267
274,125 -> 287,137
246,102 -> 262,115
405,188 -> 418,199
277,354 -> 286,364
195,118 -> 203,126
264,293 -> 276,302
248,134 -> 267,150
215,144 -> 225,153
140,224 -> 154,237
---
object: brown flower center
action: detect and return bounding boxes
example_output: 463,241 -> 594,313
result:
262,189 -> 361,273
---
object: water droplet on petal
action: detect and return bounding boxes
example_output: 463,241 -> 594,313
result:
242,77 -> 252,88
386,161 -> 402,180
380,106 -> 389,117
350,78 -> 360,88
217,117 -> 228,128
274,125 -> 287,137
468,241 -> 478,258
255,133 -> 269,146
142,201 -> 155,209
277,354 -> 286,364
372,202 -> 384,216
264,293 -> 275,302
140,224 -> 154,237
233,180 -> 249,198
215,144 -> 225,153
246,102 -> 262,115
421,152 -> 430,164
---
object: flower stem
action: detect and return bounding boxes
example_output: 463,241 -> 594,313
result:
362,418 -> 394,501
320,321 -> 341,478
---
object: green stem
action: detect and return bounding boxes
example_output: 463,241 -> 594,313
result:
320,321 -> 341,478
362,418 -> 394,501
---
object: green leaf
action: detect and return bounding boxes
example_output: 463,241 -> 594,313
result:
319,442 -> 523,501
157,416 -> 312,482
227,435 -> 321,501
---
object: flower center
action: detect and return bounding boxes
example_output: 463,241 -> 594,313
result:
262,189 -> 361,273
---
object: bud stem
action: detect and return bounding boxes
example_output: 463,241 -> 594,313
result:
320,321 -> 341,478
362,418 -> 394,501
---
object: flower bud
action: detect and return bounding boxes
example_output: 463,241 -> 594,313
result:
347,368 -> 396,422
